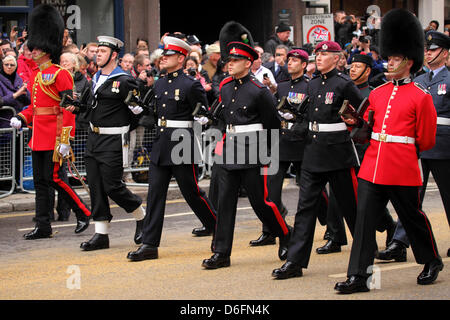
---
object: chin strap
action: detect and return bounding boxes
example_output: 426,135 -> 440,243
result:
389,57 -> 409,74
427,48 -> 445,66
353,65 -> 369,83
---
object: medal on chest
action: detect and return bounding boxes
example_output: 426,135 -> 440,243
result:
112,81 -> 120,93
174,89 -> 180,101
437,84 -> 447,95
287,92 -> 306,104
325,92 -> 334,104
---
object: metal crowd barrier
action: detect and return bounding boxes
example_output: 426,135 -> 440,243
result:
0,107 -> 17,199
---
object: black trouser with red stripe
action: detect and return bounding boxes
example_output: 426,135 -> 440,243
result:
142,162 -> 217,247
347,179 -> 440,277
32,151 -> 91,232
213,165 -> 289,256
287,168 -> 357,267
265,160 -> 329,234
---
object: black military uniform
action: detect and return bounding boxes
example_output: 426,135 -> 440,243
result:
201,26 -> 291,269
80,36 -> 144,251
251,49 -> 328,247
127,36 -> 217,261
273,41 -> 363,279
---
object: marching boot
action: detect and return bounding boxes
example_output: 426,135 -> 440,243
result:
278,226 -> 292,261
417,257 -> 444,285
23,227 -> 52,240
249,232 -> 276,246
80,233 -> 109,251
192,226 -> 213,237
335,276 -> 370,294
80,221 -> 110,251
375,240 -> 407,262
127,244 -> 158,261
316,240 -> 341,254
75,216 -> 90,234
132,205 -> 146,244
202,253 -> 231,269
272,261 -> 303,279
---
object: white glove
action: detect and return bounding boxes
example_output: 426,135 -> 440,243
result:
278,111 -> 294,120
10,117 -> 22,129
58,143 -> 71,158
128,105 -> 144,115
194,116 -> 209,125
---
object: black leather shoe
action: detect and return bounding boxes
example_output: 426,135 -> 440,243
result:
249,232 -> 276,246
134,220 -> 143,245
278,227 -> 292,261
316,240 -> 341,254
335,275 -> 370,294
417,257 -> 444,285
80,233 -> 109,251
192,226 -> 213,237
23,228 -> 52,240
323,230 -> 332,241
75,218 -> 89,234
202,253 -> 230,269
127,244 -> 158,261
375,240 -> 407,262
447,248 -> 450,257
272,261 -> 303,279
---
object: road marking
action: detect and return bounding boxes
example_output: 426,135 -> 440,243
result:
328,257 -> 450,278
17,206 -> 254,232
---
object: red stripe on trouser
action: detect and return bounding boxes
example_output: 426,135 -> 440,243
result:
350,167 -> 358,204
53,162 -> 91,217
417,190 -> 438,258
192,164 -> 216,220
321,190 -> 329,206
263,166 -> 289,235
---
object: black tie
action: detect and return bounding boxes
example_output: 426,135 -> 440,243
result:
429,71 -> 434,81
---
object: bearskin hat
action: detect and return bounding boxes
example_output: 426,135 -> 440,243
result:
219,21 -> 255,63
27,4 -> 65,63
379,8 -> 424,74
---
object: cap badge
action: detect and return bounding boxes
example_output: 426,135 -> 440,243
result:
428,35 -> 433,41
322,43 -> 328,50
231,47 -> 237,54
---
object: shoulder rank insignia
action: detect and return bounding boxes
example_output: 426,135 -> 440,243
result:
112,81 -> 120,93
414,82 -> 430,94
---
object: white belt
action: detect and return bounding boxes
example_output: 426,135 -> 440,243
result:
371,132 -> 415,144
90,123 -> 130,135
437,117 -> 450,126
226,123 -> 263,134
158,119 -> 193,128
309,122 -> 347,132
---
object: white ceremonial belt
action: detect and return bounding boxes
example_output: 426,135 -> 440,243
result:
226,123 -> 263,134
437,117 -> 450,126
309,122 -> 347,132
371,132 -> 415,144
90,123 -> 130,135
158,119 -> 193,128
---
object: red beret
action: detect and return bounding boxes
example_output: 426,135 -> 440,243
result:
287,49 -> 309,62
314,41 -> 342,53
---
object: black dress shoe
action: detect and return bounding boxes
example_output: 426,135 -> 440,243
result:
375,240 -> 407,262
127,244 -> 158,261
202,253 -> 230,269
335,275 -> 370,294
417,257 -> 444,285
75,218 -> 89,234
316,240 -> 341,254
278,226 -> 292,261
323,230 -> 332,241
80,233 -> 109,251
192,226 -> 213,237
134,220 -> 143,245
23,228 -> 52,240
272,261 -> 303,279
249,232 -> 276,246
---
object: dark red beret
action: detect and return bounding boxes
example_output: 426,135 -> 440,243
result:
314,41 -> 342,53
287,49 -> 309,62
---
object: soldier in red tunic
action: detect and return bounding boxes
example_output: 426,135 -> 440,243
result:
9,5 -> 90,240
335,9 -> 443,294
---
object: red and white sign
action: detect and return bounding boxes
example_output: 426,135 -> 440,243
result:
302,14 -> 334,45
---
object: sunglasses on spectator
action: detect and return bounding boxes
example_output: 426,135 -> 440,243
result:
3,63 -> 15,67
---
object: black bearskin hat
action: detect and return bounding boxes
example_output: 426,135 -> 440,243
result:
379,8 -> 424,74
219,21 -> 255,63
27,4 -> 65,63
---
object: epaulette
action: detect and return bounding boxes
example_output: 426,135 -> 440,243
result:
336,72 -> 351,81
372,81 -> 391,92
414,82 -> 430,95
250,77 -> 264,88
219,76 -> 233,91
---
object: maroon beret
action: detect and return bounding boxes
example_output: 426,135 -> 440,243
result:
287,49 -> 309,62
314,41 -> 342,53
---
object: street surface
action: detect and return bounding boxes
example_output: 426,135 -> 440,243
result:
0,179 -> 448,304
